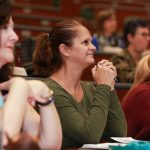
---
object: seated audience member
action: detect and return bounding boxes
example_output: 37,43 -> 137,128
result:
0,0 -> 62,149
33,19 -> 127,148
111,19 -> 150,83
92,9 -> 124,53
122,55 -> 150,140
1,78 -> 62,150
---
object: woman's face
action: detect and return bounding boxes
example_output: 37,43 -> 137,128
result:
68,25 -> 96,68
103,14 -> 117,35
0,17 -> 18,67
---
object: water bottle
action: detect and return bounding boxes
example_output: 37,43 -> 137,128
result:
0,91 -> 4,149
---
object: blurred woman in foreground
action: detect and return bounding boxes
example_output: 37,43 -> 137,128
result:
0,0 -> 62,149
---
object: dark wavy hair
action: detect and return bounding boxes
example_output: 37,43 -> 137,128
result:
123,18 -> 149,48
0,0 -> 13,83
0,0 -> 11,26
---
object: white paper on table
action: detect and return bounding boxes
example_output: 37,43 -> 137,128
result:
110,137 -> 137,144
82,143 -> 126,149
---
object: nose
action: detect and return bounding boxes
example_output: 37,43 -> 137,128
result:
147,36 -> 150,41
90,42 -> 96,52
10,29 -> 19,43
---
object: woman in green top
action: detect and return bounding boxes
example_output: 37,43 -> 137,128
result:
33,19 -> 127,148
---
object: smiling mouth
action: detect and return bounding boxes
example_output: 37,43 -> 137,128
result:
7,47 -> 14,50
87,53 -> 94,55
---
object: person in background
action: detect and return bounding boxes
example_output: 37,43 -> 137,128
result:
0,0 -> 62,149
111,18 -> 150,83
92,9 -> 124,53
122,55 -> 150,140
33,19 -> 127,148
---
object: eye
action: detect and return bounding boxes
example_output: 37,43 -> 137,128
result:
82,40 -> 90,45
1,24 -> 8,30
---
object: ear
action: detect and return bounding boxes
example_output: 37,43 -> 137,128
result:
59,44 -> 70,57
127,34 -> 134,44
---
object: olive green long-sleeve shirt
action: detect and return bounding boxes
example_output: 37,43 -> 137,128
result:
44,78 -> 127,148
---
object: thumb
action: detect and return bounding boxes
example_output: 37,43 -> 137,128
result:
91,65 -> 97,77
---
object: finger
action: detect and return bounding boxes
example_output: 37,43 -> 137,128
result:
28,97 -> 35,106
3,94 -> 8,101
0,80 -> 11,90
98,61 -> 113,67
103,66 -> 117,78
98,59 -> 109,65
33,94 -> 49,103
95,65 -> 104,73
105,65 -> 116,72
91,65 -> 97,75
28,95 -> 49,106
99,66 -> 115,77
109,66 -> 117,76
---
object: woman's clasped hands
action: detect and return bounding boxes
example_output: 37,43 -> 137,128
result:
92,59 -> 117,90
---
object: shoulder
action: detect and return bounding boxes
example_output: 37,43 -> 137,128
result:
42,78 -> 65,95
123,83 -> 150,121
42,78 -> 58,88
112,50 -> 129,59
111,50 -> 133,66
123,83 -> 150,105
131,83 -> 150,95
43,79 -> 73,106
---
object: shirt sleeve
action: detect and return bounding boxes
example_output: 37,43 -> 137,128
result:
54,84 -> 111,144
101,91 -> 127,140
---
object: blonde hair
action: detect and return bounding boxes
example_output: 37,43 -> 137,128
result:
133,55 -> 150,86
